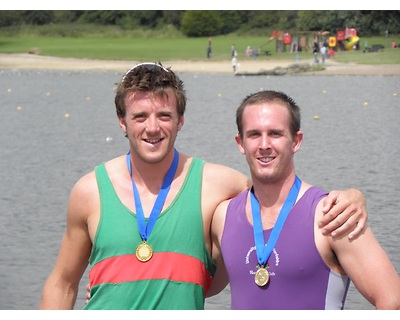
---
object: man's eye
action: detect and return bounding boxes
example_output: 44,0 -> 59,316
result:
160,114 -> 172,120
248,132 -> 259,138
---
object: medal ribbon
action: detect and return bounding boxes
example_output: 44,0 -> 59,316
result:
126,148 -> 179,241
250,176 -> 301,266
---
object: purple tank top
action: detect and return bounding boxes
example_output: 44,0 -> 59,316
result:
221,186 -> 350,310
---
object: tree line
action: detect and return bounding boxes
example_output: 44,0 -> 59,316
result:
0,10 -> 398,37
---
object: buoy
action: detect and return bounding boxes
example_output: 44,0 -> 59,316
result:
363,102 -> 368,106
218,93 -> 222,97
16,106 -> 22,110
314,115 -> 319,120
46,92 -> 51,96
64,113 -> 70,118
393,93 -> 397,97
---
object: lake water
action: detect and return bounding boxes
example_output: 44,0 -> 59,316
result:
0,69 -> 399,310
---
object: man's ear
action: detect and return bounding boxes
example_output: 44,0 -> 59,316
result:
235,134 -> 245,155
177,115 -> 184,131
119,117 -> 127,135
293,130 -> 303,153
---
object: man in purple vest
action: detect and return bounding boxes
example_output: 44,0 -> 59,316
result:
210,90 -> 400,309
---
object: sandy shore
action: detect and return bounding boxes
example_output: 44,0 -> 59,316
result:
1,53 -> 400,76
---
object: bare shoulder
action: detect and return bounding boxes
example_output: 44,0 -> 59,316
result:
203,162 -> 251,191
72,155 -> 126,195
200,161 -> 250,221
70,170 -> 98,202
203,162 -> 250,202
70,156 -> 124,198
67,169 -> 99,225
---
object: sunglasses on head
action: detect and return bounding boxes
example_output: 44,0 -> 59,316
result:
122,62 -> 169,81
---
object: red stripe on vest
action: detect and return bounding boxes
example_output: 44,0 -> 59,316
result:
89,252 -> 212,294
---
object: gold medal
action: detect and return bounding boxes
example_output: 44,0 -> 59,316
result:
136,242 -> 153,262
255,266 -> 269,287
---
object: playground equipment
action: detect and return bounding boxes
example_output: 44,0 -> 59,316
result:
260,30 -> 285,54
334,28 -> 359,51
346,35 -> 360,50
259,28 -> 360,54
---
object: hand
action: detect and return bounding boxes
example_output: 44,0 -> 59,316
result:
318,188 -> 367,240
85,283 -> 91,304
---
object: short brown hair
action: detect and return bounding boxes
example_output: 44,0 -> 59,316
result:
115,62 -> 187,119
236,90 -> 301,139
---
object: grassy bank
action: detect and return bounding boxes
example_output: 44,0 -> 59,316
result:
0,33 -> 399,65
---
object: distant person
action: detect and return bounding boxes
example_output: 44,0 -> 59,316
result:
207,37 -> 212,59
231,44 -> 237,58
245,46 -> 251,57
207,45 -> 212,59
40,62 -> 368,310
313,40 -> 320,63
253,47 -> 259,61
211,90 -> 400,310
232,56 -> 238,74
320,44 -> 327,63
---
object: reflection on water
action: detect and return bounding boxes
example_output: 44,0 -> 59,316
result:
0,70 -> 398,310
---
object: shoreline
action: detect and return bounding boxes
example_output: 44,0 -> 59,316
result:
1,53 -> 400,76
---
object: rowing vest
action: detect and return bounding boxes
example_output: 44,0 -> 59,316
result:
221,186 -> 350,310
84,157 -> 215,310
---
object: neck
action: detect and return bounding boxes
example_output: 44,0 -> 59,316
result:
128,149 -> 177,192
249,173 -> 299,229
251,173 -> 297,210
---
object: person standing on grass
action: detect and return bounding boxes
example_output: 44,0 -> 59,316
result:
313,40 -> 320,63
320,44 -> 327,63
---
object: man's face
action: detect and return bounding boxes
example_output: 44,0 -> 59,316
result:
120,88 -> 184,165
235,102 -> 302,184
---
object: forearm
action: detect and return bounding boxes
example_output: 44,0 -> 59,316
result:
39,278 -> 78,309
206,273 -> 229,298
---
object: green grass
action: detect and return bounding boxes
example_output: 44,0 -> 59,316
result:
0,33 -> 399,64
329,48 -> 400,64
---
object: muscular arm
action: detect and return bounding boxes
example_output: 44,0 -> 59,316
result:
201,162 -> 250,238
39,173 -> 96,309
329,225 -> 400,309
201,163 -> 251,298
207,200 -> 230,297
319,188 -> 367,239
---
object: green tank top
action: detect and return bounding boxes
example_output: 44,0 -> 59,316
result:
84,157 -> 216,310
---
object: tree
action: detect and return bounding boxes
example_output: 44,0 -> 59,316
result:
217,10 -> 241,34
181,11 -> 223,37
163,10 -> 184,29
